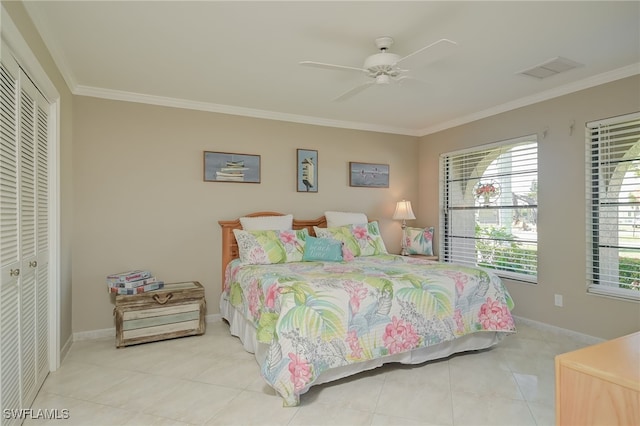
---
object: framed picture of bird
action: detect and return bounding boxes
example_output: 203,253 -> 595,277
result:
297,149 -> 318,192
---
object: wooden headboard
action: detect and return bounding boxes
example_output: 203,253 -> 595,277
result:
218,212 -> 327,289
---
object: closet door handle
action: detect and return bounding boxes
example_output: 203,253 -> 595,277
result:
10,269 -> 20,277
29,261 -> 38,268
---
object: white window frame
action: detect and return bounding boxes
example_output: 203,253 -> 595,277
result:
586,111 -> 640,302
439,135 -> 538,283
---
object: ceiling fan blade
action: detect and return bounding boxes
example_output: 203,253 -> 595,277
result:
395,38 -> 458,67
333,81 -> 375,102
299,61 -> 367,73
395,75 -> 428,86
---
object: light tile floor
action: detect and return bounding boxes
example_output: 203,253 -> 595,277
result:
27,319 -> 592,426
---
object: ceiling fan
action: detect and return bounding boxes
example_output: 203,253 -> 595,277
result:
300,36 -> 458,101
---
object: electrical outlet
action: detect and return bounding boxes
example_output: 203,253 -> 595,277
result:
554,294 -> 563,307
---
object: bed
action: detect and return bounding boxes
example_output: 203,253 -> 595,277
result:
218,212 -> 516,406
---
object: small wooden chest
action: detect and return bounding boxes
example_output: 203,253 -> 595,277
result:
114,281 -> 206,348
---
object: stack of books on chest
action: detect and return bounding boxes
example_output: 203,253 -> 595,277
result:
106,270 -> 164,295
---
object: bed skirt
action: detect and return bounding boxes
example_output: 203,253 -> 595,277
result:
220,295 -> 506,398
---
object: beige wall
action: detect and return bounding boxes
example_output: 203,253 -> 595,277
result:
3,1 -> 74,355
6,0 -> 638,343
72,97 -> 418,332
418,75 -> 640,340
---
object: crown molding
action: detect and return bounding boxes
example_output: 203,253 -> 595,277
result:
76,63 -> 640,139
74,85 -> 422,137
24,1 -> 419,136
20,2 -> 640,139
418,63 -> 640,137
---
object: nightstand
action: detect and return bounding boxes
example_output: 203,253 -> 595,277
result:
405,254 -> 438,261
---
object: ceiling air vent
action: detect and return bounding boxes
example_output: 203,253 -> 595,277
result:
518,56 -> 583,79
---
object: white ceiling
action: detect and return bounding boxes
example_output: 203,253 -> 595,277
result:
24,1 -> 640,136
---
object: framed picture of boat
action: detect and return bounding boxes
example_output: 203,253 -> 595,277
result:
349,162 -> 389,188
297,149 -> 318,192
203,151 -> 261,183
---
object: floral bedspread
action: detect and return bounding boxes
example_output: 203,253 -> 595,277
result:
221,255 -> 515,406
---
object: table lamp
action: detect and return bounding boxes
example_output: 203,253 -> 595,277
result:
392,199 -> 416,256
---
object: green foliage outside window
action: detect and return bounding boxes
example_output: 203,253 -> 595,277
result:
620,257 -> 640,291
475,224 -> 640,288
475,224 -> 536,276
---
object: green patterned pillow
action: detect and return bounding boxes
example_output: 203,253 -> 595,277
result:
314,221 -> 387,257
233,228 -> 308,264
405,226 -> 434,256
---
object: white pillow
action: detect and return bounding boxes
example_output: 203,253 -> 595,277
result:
325,211 -> 368,228
240,214 -> 293,231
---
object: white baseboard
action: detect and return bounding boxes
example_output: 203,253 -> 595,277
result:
206,313 -> 222,323
513,315 -> 604,345
73,327 -> 114,342
70,314 -> 602,346
72,314 -> 224,343
59,334 -> 73,366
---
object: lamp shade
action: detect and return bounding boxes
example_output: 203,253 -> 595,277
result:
392,200 -> 416,220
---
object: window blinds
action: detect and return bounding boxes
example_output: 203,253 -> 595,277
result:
586,112 -> 640,300
440,136 -> 538,281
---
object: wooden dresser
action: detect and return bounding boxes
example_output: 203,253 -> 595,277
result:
555,331 -> 640,425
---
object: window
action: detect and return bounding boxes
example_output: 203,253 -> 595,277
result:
586,112 -> 640,301
440,135 -> 538,282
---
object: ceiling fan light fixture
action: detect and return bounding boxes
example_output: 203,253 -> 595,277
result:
364,52 -> 401,71
376,74 -> 391,85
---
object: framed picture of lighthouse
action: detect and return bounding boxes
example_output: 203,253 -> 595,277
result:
203,151 -> 261,183
297,149 -> 318,192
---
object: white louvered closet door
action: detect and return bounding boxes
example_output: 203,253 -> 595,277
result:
19,65 -> 49,408
0,45 -> 50,425
34,69 -> 50,399
1,48 -> 23,426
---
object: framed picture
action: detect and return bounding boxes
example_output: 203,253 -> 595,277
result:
349,162 -> 389,188
203,151 -> 261,183
297,149 -> 318,192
